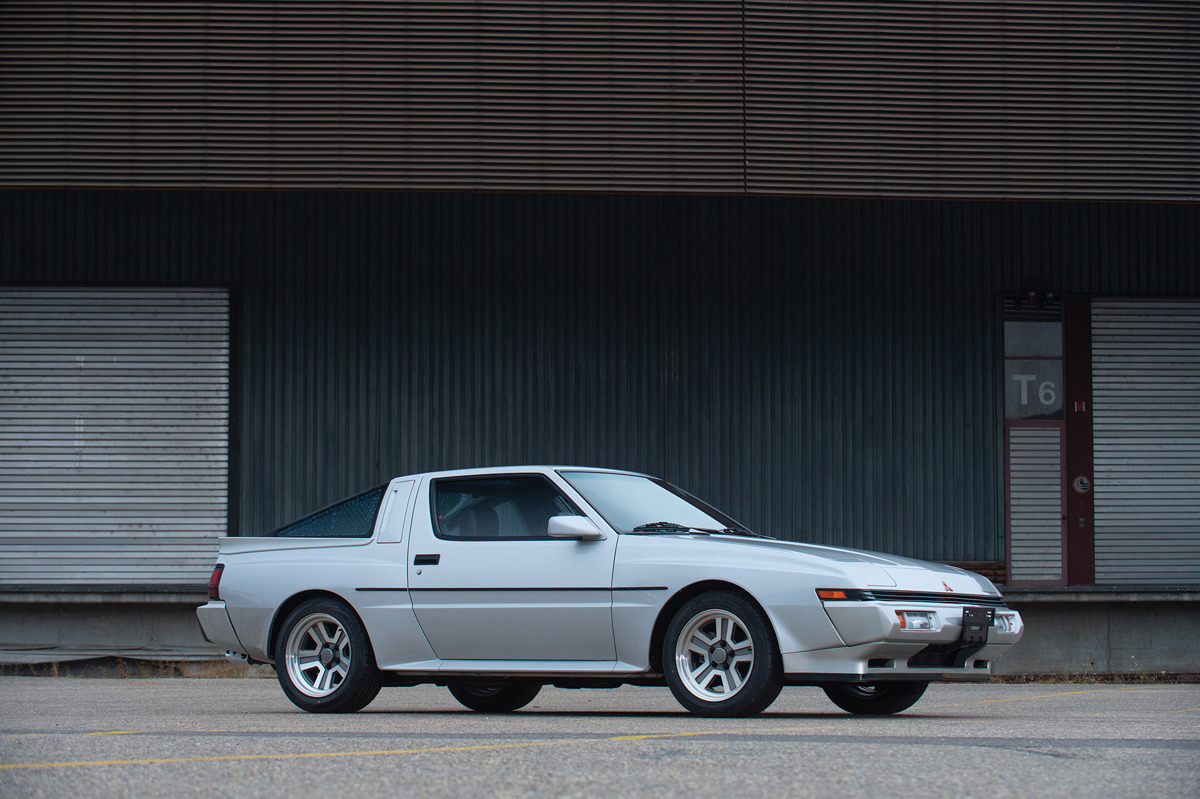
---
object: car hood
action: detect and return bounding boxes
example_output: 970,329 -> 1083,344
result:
700,534 -> 1001,595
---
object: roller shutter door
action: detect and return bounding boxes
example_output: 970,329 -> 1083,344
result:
1007,426 -> 1065,584
0,288 -> 229,588
1092,300 -> 1200,586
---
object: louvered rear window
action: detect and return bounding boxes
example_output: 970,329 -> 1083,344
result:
273,486 -> 386,538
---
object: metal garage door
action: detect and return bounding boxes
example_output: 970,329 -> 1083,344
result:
1092,300 -> 1200,586
1003,302 -> 1067,586
0,288 -> 229,588
1006,426 -> 1065,584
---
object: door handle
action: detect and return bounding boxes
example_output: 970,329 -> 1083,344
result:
413,554 -> 441,566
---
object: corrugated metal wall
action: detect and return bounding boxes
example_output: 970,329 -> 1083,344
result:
2,191 -> 1198,572
1,2 -> 1196,199
745,1 -> 1200,199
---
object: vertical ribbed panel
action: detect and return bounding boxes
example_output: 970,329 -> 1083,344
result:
0,288 -> 229,587
2,2 -> 1197,199
2,191 -> 1199,568
1092,301 -> 1200,586
1006,426 -> 1065,584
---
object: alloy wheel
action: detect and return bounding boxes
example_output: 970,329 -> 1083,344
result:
283,612 -> 352,698
673,609 -> 755,701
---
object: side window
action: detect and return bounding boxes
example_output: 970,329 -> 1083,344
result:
433,476 -> 580,540
272,486 -> 386,538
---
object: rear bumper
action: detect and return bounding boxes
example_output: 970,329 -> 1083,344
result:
196,601 -> 250,660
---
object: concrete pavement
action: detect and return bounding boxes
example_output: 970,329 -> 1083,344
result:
1,678 -> 1197,798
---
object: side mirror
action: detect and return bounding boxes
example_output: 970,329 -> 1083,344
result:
547,515 -> 605,540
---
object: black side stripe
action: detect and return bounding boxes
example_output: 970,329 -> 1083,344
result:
356,586 -> 668,593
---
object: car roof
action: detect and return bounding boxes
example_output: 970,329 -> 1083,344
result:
390,465 -> 651,482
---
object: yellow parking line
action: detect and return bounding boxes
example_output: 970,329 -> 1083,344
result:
0,723 -> 856,772
980,686 -> 1162,704
1,731 -> 150,741
0,738 -> 587,771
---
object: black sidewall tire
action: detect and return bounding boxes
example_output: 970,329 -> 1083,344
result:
274,598 -> 383,713
447,680 -> 542,712
662,591 -> 783,718
821,681 -> 929,715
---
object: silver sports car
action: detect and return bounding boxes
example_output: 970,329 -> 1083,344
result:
197,466 -> 1023,717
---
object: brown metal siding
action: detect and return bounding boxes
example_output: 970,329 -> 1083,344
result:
745,1 -> 1200,199
0,2 -> 745,192
2,2 -> 1196,199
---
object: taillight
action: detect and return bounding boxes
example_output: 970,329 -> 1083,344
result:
208,564 -> 225,600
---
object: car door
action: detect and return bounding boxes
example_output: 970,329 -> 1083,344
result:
407,472 -> 618,663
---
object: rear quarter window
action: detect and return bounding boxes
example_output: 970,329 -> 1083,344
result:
270,486 -> 387,538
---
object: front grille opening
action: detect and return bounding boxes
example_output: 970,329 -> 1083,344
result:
867,658 -> 893,669
868,589 -> 1008,608
907,645 -> 954,668
974,660 -> 989,669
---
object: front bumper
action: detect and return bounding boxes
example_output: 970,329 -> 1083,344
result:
785,595 -> 1023,682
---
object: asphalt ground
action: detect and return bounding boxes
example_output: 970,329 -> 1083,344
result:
1,677 -> 1197,799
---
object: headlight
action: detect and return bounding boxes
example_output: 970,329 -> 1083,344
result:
993,613 -> 1015,633
895,611 -> 941,632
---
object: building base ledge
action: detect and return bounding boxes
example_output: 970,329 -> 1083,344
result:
0,585 -> 207,604
1002,586 -> 1200,603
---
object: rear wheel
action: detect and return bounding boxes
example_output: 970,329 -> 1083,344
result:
662,591 -> 783,717
447,680 -> 541,712
274,598 -> 382,713
822,681 -> 928,715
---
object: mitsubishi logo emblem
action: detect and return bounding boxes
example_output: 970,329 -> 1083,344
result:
943,581 -> 954,592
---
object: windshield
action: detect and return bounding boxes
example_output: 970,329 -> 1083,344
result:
559,471 -> 747,534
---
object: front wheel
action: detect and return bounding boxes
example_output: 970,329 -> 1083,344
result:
662,591 -> 783,717
822,681 -> 929,715
447,680 -> 541,712
274,598 -> 382,713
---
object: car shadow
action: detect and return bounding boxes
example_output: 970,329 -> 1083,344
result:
333,708 -> 945,720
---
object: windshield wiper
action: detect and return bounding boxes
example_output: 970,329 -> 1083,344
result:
630,521 -> 773,538
716,527 -> 774,539
631,521 -> 710,534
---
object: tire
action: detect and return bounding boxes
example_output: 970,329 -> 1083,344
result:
274,598 -> 383,713
447,680 -> 542,712
662,591 -> 783,717
822,681 -> 929,715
